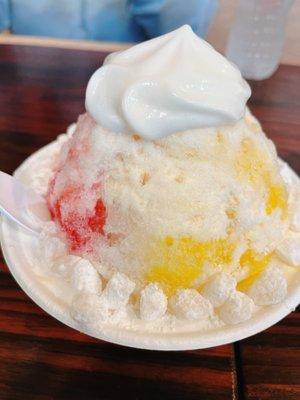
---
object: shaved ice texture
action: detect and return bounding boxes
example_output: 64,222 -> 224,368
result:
48,115 -> 107,252
47,111 -> 290,295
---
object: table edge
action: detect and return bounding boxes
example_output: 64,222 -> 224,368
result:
0,34 -> 132,53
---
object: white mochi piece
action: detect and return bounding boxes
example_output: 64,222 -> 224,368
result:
101,272 -> 135,309
276,237 -> 300,267
169,289 -> 213,320
140,283 -> 167,321
70,293 -> 109,325
218,291 -> 254,325
71,258 -> 102,294
202,273 -> 236,307
247,265 -> 287,305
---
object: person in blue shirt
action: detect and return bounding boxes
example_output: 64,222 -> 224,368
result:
0,0 -> 218,42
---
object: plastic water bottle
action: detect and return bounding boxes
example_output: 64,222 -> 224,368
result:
226,0 -> 295,80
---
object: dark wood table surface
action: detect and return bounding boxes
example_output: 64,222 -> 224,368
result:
0,43 -> 299,400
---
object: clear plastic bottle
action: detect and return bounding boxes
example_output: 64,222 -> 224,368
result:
226,0 -> 295,80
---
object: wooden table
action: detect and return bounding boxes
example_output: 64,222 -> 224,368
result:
0,43 -> 299,400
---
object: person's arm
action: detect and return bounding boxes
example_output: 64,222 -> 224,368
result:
128,0 -> 218,38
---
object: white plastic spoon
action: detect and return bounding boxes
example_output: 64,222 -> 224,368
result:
0,171 -> 49,235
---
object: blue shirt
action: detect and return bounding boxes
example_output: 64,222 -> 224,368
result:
0,0 -> 218,42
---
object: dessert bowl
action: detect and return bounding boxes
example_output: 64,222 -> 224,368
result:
1,126 -> 299,351
0,139 -> 299,350
1,26 -> 299,350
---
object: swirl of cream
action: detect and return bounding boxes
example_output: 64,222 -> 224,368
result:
86,25 -> 251,140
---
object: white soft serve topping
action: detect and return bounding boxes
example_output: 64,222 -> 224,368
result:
86,25 -> 251,139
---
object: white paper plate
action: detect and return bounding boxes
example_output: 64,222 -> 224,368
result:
1,142 -> 299,351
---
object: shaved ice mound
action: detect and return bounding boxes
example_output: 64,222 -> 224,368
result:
47,110 -> 295,302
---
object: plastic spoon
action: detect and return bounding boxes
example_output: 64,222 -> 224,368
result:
0,171 -> 49,235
